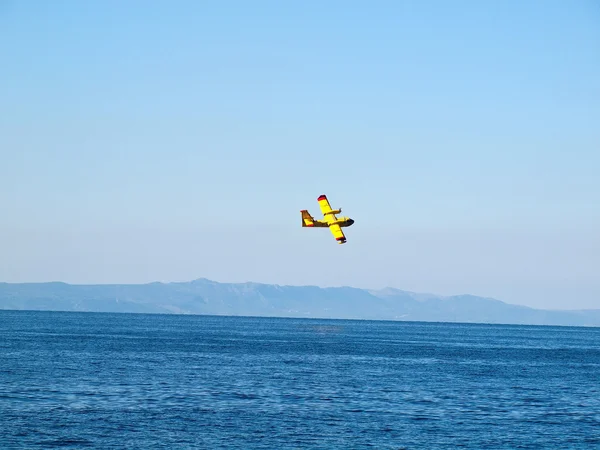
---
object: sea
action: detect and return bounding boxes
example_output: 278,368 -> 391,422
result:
1,310 -> 599,449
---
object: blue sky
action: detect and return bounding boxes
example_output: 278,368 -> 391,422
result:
1,0 -> 599,309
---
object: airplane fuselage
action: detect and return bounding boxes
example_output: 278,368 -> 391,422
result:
314,216 -> 355,227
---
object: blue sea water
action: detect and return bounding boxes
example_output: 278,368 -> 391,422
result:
0,311 -> 599,449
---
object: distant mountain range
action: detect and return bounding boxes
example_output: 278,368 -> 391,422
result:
1,278 -> 599,327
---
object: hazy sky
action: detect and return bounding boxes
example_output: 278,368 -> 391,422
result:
1,0 -> 599,310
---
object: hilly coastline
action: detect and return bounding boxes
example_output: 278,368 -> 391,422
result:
1,278 -> 598,327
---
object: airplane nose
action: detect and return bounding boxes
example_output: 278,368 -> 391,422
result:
348,219 -> 355,225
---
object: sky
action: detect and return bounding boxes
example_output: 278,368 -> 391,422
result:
1,0 -> 599,310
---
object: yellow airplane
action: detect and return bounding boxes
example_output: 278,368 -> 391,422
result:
301,194 -> 355,244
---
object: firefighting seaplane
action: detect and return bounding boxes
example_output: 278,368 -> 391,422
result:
300,194 -> 355,244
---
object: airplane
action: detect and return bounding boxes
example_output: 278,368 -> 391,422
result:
301,194 -> 355,244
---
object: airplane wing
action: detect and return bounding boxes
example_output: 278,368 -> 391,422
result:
328,223 -> 347,244
317,195 -> 334,216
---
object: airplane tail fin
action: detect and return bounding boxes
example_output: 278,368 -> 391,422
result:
301,210 -> 315,227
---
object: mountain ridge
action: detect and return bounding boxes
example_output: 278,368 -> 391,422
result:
1,278 -> 598,327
